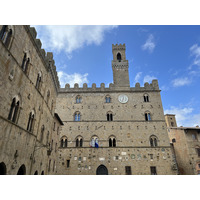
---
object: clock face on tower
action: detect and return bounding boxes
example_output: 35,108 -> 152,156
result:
118,94 -> 128,104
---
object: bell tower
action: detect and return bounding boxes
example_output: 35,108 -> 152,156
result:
112,44 -> 130,88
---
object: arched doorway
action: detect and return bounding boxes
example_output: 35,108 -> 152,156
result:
17,164 -> 26,175
0,162 -> 7,175
34,170 -> 38,175
96,165 -> 108,175
41,171 -> 44,175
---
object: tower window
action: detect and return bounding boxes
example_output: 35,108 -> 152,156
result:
117,53 -> 122,62
36,72 -> 42,91
144,94 -> 149,102
21,53 -> 30,75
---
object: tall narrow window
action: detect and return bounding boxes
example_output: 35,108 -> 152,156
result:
36,72 -> 42,90
67,160 -> 70,168
21,53 -> 30,75
76,95 -> 82,103
144,94 -> 149,102
61,137 -> 67,148
105,95 -> 111,103
75,136 -> 83,147
0,25 -> 13,48
48,159 -> 51,172
125,166 -> 132,175
109,136 -> 116,147
90,136 -> 99,148
150,166 -> 157,175
117,53 -> 122,62
8,97 -> 20,123
145,112 -> 151,121
46,131 -> 49,146
150,135 -> 158,147
107,112 -> 113,121
27,111 -> 35,132
196,148 -> 200,157
74,112 -> 81,121
46,90 -> 50,105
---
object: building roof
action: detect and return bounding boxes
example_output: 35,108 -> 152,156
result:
169,127 -> 200,130
54,113 -> 64,125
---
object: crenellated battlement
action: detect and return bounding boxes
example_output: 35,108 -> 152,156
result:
59,80 -> 160,93
112,43 -> 126,51
26,26 -> 60,93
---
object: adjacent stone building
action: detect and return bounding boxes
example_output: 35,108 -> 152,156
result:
0,25 -> 63,175
0,25 -> 178,175
165,114 -> 200,175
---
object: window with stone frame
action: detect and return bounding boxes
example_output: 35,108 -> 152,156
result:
35,72 -> 42,91
109,136 -> 116,147
8,97 -> 20,123
117,52 -> 122,62
0,25 -> 13,48
150,135 -> 158,147
27,110 -> 35,132
125,166 -> 132,175
144,94 -> 149,102
60,136 -> 68,148
150,166 -> 157,175
105,95 -> 111,103
90,136 -> 99,148
107,111 -> 113,121
75,136 -> 83,147
76,95 -> 82,103
145,112 -> 151,121
74,111 -> 81,121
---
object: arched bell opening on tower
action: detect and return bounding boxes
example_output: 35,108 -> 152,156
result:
117,53 -> 121,62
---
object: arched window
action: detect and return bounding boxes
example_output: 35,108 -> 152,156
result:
8,97 -> 20,123
21,53 -> 30,75
74,111 -> 81,121
46,90 -> 50,105
76,95 -> 82,103
90,136 -> 99,148
145,112 -> 151,121
27,110 -> 35,132
117,53 -> 122,62
48,160 -> 51,172
75,136 -> 83,147
144,94 -> 149,102
0,25 -> 13,49
34,171 -> 38,175
36,72 -> 42,90
109,136 -> 116,147
150,135 -> 158,147
107,112 -> 113,121
60,136 -> 67,148
40,125 -> 45,142
105,95 -> 111,103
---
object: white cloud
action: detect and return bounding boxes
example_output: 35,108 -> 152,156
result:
171,77 -> 191,87
141,34 -> 155,53
58,71 -> 89,88
190,44 -> 200,66
164,106 -> 200,127
160,85 -> 169,91
34,25 -> 118,56
134,72 -> 142,83
143,75 -> 157,83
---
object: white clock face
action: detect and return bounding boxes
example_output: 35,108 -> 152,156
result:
118,94 -> 128,104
